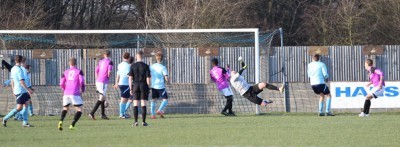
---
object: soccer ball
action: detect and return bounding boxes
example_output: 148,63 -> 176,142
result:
238,56 -> 243,62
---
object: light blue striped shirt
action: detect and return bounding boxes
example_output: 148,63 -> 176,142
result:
307,61 -> 329,85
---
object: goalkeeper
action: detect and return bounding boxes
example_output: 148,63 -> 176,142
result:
229,58 -> 284,106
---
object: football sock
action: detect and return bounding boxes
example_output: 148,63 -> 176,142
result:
319,101 -> 324,114
265,83 -> 279,91
21,107 -> 29,125
60,110 -> 67,121
119,102 -> 126,116
142,106 -> 147,123
71,111 -> 82,127
363,100 -> 371,114
90,100 -> 102,115
133,106 -> 139,122
100,100 -> 106,116
4,109 -> 18,121
158,100 -> 168,111
325,98 -> 332,113
226,97 -> 233,113
28,104 -> 34,115
125,101 -> 132,114
151,101 -> 156,116
239,69 -> 245,75
13,104 -> 18,119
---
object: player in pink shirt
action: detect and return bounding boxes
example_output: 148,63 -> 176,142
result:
89,50 -> 113,120
58,58 -> 85,130
359,59 -> 385,117
210,58 -> 235,116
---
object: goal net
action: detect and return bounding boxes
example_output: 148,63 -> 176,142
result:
0,29 -> 282,116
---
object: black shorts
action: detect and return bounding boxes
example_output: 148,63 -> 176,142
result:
242,84 -> 264,105
311,84 -> 330,95
119,85 -> 131,99
151,88 -> 168,99
132,82 -> 149,100
15,93 -> 30,104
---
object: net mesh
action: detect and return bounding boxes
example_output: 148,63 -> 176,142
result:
0,29 -> 283,115
0,31 -> 278,49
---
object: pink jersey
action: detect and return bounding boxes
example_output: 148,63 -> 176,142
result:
369,67 -> 385,87
95,58 -> 113,83
210,66 -> 230,90
60,66 -> 85,96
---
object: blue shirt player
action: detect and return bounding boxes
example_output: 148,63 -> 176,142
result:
150,52 -> 169,119
307,54 -> 334,116
114,52 -> 134,119
2,55 -> 34,127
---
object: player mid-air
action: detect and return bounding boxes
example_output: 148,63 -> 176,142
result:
58,58 -> 85,130
229,57 -> 284,106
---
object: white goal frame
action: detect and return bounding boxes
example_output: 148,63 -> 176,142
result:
0,28 -> 263,114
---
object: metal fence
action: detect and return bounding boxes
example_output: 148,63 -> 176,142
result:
1,46 -> 399,115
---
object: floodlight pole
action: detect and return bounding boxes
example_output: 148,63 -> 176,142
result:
255,29 -> 261,115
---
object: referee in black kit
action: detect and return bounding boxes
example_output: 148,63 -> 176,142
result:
129,51 -> 151,127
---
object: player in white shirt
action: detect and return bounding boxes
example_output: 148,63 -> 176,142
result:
229,60 -> 284,106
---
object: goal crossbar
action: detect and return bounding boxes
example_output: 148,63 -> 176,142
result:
0,29 -> 258,34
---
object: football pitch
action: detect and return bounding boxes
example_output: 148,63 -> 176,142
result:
0,113 -> 399,147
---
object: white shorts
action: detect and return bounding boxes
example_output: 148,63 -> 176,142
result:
96,82 -> 108,95
220,87 -> 233,96
368,86 -> 385,98
63,95 -> 83,106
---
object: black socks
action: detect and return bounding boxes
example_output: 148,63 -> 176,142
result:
71,111 -> 82,127
133,106 -> 139,122
363,100 -> 371,114
223,96 -> 233,113
60,110 -> 67,121
142,106 -> 147,123
100,100 -> 106,116
90,100 -> 102,115
265,83 -> 279,91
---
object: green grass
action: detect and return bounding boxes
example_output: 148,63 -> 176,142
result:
1,113 -> 400,147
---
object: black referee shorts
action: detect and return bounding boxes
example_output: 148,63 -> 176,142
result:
132,82 -> 149,100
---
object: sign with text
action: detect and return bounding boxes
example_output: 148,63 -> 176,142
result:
331,82 -> 400,108
87,49 -> 104,59
143,48 -> 163,57
198,47 -> 219,56
308,46 -> 329,55
33,49 -> 54,59
362,45 -> 384,55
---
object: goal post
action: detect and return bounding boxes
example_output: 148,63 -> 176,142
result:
0,28 -> 281,115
